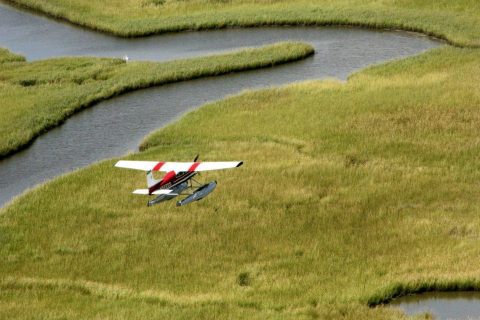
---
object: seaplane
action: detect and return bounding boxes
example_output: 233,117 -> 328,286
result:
115,156 -> 243,206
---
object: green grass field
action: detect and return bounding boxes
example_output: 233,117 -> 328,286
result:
0,42 -> 314,159
1,0 -> 480,319
1,46 -> 480,319
6,0 -> 480,46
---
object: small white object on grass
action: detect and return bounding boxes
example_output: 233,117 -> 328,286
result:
123,55 -> 129,62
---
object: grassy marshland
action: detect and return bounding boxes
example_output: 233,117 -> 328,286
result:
1,0 -> 479,318
1,46 -> 480,319
0,42 -> 314,159
6,0 -> 480,46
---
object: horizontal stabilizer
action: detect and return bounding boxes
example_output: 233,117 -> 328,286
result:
132,189 -> 174,195
153,190 -> 177,195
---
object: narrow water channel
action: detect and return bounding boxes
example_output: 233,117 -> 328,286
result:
0,2 -> 440,207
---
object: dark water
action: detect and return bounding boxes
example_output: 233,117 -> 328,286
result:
390,292 -> 480,319
0,2 -> 440,206
0,2 -> 438,63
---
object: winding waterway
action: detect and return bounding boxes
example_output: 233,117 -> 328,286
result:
0,2 -> 440,208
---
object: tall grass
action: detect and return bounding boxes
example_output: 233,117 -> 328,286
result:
5,0 -> 480,46
1,46 -> 479,318
0,42 -> 314,159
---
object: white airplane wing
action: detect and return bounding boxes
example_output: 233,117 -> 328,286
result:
116,161 -> 159,171
116,160 -> 243,172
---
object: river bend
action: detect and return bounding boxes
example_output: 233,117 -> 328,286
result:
0,3 -> 440,206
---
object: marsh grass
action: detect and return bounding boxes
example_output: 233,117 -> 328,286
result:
0,42 -> 314,158
5,0 -> 480,46
1,0 -> 480,318
1,46 -> 480,318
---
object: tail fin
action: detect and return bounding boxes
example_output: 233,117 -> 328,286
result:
146,170 -> 160,188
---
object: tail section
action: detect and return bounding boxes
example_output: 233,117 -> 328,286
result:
146,170 -> 160,188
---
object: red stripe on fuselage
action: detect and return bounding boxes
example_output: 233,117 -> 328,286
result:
153,162 -> 165,171
149,170 -> 174,194
188,162 -> 200,172
148,171 -> 196,195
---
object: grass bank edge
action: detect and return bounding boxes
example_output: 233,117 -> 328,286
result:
3,0 -> 478,47
0,41 -> 314,159
367,279 -> 480,306
0,48 -> 25,63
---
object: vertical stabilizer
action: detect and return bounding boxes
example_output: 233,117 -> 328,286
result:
146,170 -> 160,188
